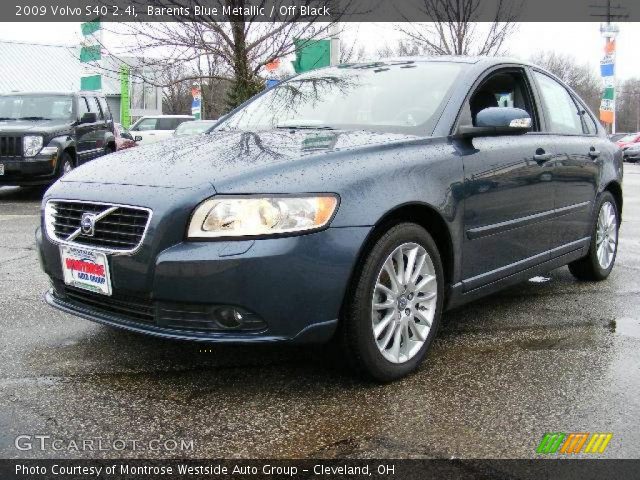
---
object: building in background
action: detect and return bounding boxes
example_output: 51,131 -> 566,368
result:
0,40 -> 162,126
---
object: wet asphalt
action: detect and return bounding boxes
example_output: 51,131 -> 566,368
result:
0,164 -> 639,460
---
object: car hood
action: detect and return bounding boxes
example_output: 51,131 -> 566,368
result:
61,129 -> 421,189
0,118 -> 71,134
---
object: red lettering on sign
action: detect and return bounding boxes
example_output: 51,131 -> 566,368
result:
65,258 -> 105,277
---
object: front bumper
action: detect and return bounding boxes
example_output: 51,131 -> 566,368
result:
0,151 -> 59,185
38,225 -> 371,344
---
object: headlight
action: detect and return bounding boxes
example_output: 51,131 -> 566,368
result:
187,196 -> 339,238
23,136 -> 43,157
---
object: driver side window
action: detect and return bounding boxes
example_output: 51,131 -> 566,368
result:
460,69 -> 538,130
133,118 -> 157,131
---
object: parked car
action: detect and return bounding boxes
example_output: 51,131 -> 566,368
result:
37,58 -> 622,381
0,91 -> 115,186
623,142 -> 640,162
609,132 -> 630,142
129,115 -> 194,144
114,123 -> 137,151
173,120 -> 217,137
615,132 -> 640,149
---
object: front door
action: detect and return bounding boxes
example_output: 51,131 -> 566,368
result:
458,68 -> 558,290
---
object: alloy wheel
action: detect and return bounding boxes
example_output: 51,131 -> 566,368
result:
371,242 -> 438,364
596,201 -> 617,270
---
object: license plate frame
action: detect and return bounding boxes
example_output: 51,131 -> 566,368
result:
60,245 -> 112,296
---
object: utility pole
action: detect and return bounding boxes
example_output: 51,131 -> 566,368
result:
590,1 -> 628,134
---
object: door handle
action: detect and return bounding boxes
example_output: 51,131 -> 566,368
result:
589,148 -> 600,159
533,150 -> 553,164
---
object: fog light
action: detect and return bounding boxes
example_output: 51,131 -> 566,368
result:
158,303 -> 267,332
216,307 -> 243,329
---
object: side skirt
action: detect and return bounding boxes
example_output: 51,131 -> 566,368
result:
445,238 -> 590,310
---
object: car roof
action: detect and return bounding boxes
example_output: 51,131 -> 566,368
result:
345,56 -> 534,68
139,115 -> 194,119
0,91 -> 104,96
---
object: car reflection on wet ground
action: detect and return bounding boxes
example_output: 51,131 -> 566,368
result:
0,164 -> 639,459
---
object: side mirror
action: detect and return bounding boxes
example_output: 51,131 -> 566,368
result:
80,112 -> 97,124
457,107 -> 532,138
121,132 -> 134,141
134,136 -> 142,142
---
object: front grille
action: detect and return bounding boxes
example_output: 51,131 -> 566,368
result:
46,200 -> 151,253
54,284 -> 155,325
0,136 -> 22,157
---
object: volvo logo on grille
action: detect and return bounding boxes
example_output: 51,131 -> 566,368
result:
80,213 -> 97,237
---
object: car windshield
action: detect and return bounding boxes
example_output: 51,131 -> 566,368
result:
217,61 -> 466,135
0,94 -> 73,120
175,121 -> 217,136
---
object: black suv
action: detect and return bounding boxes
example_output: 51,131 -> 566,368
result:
0,91 -> 116,186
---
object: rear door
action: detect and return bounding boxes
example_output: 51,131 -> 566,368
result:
89,96 -> 109,155
531,70 -> 601,250
458,67 -> 559,290
75,96 -> 99,164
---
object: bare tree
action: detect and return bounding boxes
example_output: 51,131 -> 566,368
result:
97,0 -> 351,110
530,51 -> 602,117
161,64 -> 194,115
616,78 -> 640,133
377,39 -> 427,58
397,0 -> 521,56
339,38 -> 367,63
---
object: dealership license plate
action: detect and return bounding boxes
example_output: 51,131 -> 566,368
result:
0,164 -> 4,175
60,246 -> 112,296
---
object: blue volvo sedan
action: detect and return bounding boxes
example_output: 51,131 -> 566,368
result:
37,57 -> 623,381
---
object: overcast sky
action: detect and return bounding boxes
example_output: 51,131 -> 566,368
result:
0,22 -> 638,79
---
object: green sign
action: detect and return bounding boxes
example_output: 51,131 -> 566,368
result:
603,86 -> 615,101
120,65 -> 131,128
80,45 -> 101,63
80,74 -> 102,91
81,19 -> 101,37
292,39 -> 331,73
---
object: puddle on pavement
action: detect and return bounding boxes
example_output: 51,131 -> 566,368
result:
528,276 -> 552,283
610,317 -> 640,338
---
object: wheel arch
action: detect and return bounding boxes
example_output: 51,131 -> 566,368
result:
340,202 -> 455,319
604,181 -> 623,219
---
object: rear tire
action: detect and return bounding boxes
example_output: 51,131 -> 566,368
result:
339,223 -> 444,382
568,191 -> 619,281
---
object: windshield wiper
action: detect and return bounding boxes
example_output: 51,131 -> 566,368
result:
0,117 -> 16,120
276,124 -> 335,130
19,116 -> 50,120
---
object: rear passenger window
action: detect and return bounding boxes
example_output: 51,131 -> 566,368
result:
578,103 -> 598,135
100,97 -> 111,120
533,71 -> 584,135
157,118 -> 188,130
78,97 -> 90,117
92,97 -> 104,120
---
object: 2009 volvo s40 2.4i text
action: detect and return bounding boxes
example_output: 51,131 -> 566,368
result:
37,57 -> 623,381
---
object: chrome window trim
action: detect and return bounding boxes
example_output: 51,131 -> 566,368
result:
44,199 -> 153,256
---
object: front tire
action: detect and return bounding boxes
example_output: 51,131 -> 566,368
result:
59,152 -> 74,178
339,223 -> 444,382
569,192 -> 619,281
